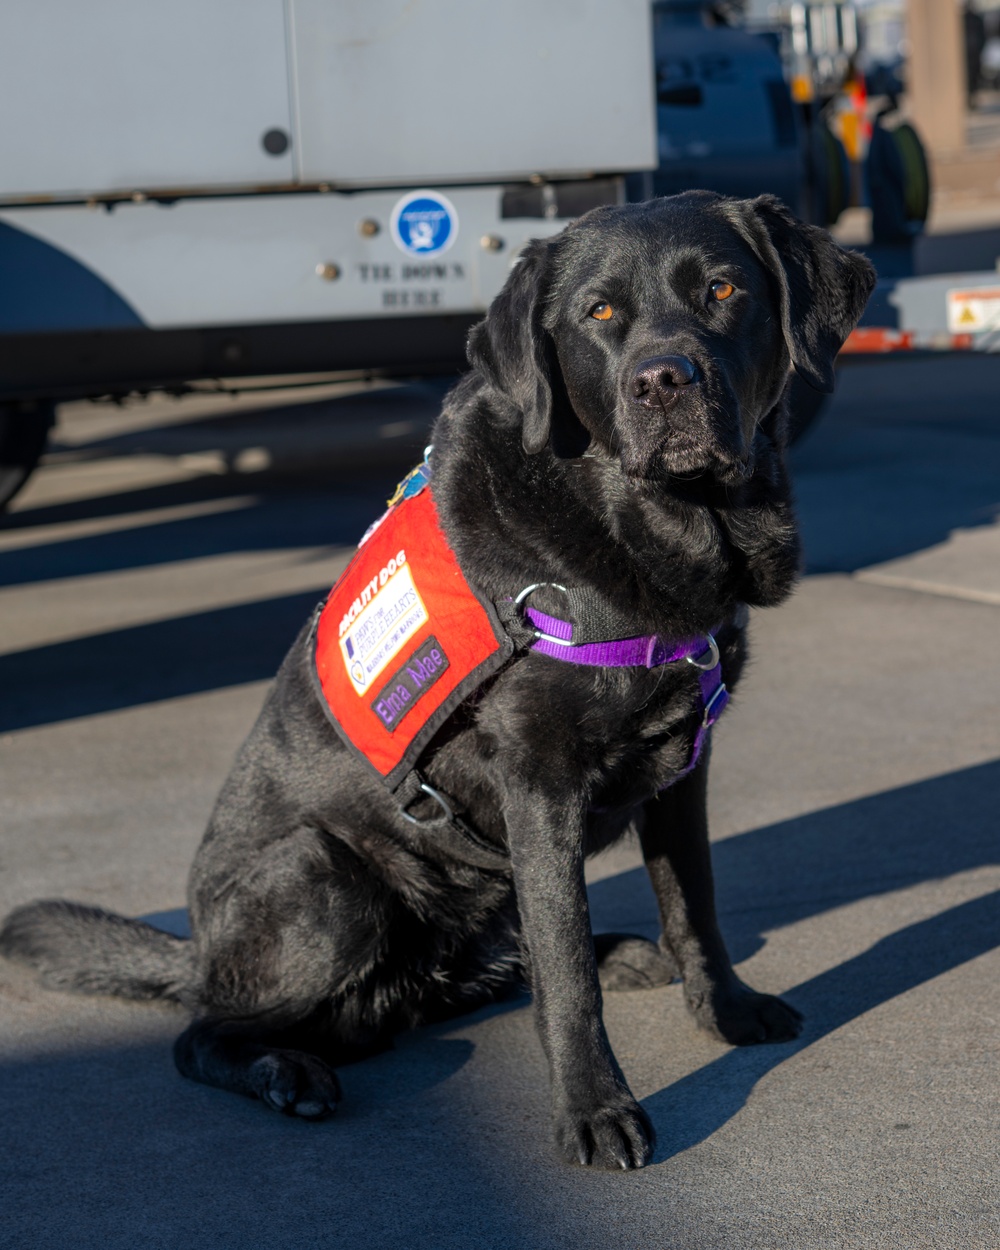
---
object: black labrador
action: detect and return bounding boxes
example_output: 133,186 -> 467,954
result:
0,193 -> 875,1169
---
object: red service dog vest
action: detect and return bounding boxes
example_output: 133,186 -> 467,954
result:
311,481 -> 512,790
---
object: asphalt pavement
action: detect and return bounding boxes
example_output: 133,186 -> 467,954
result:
0,356 -> 998,1250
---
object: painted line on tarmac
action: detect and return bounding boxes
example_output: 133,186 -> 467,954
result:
855,571 -> 1000,608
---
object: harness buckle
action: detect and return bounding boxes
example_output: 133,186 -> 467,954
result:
685,633 -> 720,671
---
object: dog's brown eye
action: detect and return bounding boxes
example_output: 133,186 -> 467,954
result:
589,303 -> 614,321
710,281 -> 734,301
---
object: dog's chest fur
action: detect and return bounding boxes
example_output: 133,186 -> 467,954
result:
417,416 -> 796,846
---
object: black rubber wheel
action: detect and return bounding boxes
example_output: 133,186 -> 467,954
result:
785,371 -> 829,445
808,123 -> 850,227
867,117 -> 930,245
893,122 -> 930,225
0,400 -> 56,510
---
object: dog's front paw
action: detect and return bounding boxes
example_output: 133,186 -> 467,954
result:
249,1048 -> 342,1119
554,1097 -> 655,1170
687,978 -> 803,1045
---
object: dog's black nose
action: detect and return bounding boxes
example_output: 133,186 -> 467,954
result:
631,355 -> 699,404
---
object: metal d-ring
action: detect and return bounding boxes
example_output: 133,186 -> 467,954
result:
400,782 -> 454,825
513,582 -> 576,647
686,633 -> 720,671
513,582 -> 568,606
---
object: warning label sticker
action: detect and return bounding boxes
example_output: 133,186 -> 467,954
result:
946,287 -> 1000,333
339,563 -> 429,694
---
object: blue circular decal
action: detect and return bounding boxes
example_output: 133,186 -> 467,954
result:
390,191 -> 458,257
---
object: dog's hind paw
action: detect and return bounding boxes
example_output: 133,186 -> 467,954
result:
554,1098 -> 655,1170
250,1049 -> 342,1119
594,933 -> 679,992
688,979 -> 803,1045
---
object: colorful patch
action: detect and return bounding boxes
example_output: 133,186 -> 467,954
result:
338,559 -> 429,694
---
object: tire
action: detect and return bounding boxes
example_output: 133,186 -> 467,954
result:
808,123 -> 850,227
892,122 -> 930,226
0,400 -> 55,511
785,371 -> 829,445
867,118 -> 930,244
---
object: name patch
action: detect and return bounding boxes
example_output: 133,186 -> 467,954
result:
370,636 -> 450,731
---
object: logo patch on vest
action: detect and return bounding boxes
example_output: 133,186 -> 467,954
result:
370,636 -> 450,731
338,556 -> 429,693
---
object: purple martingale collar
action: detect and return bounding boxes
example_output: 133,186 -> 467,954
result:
515,592 -> 730,781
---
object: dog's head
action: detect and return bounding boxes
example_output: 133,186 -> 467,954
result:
467,192 -> 875,480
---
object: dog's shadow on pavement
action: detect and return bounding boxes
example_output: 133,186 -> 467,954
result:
586,758 -> 1000,1163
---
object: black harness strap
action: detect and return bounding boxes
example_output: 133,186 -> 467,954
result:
561,586 -> 651,643
397,769 -> 511,870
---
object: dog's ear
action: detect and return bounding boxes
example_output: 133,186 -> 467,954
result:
466,238 -> 560,455
733,195 -> 876,394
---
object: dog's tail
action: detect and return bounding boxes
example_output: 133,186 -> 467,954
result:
0,900 -> 196,1004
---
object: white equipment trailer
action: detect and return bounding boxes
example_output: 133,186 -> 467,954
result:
0,0 -> 658,504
